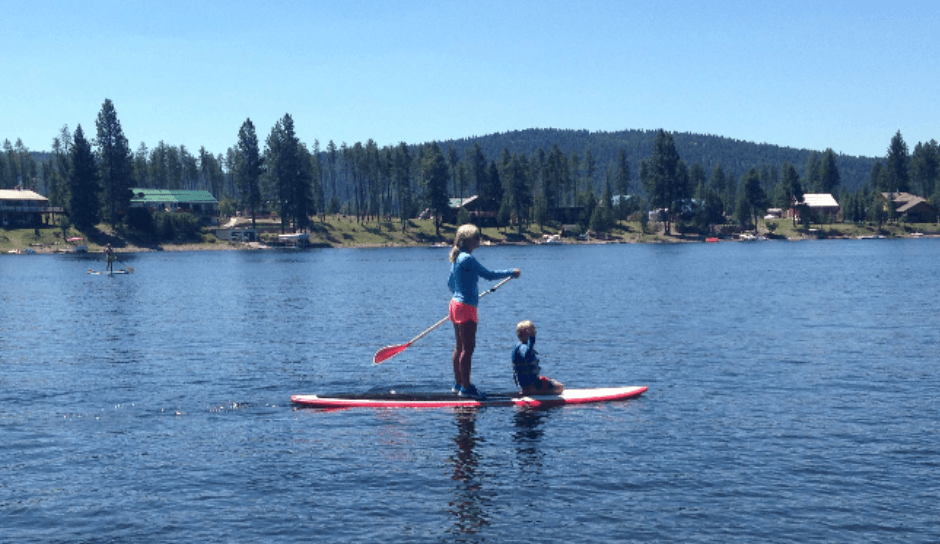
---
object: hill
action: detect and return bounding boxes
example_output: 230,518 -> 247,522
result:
434,128 -> 877,193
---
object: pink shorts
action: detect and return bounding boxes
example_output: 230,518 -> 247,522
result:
449,300 -> 478,324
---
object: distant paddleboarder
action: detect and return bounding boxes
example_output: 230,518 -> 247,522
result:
105,244 -> 116,273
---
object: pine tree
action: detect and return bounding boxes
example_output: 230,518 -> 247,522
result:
236,119 -> 263,228
911,140 -> 939,197
392,142 -> 413,231
642,130 -> 688,235
742,167 -> 767,229
615,149 -> 632,219
420,142 -> 449,236
95,99 -> 134,228
264,114 -> 310,232
885,130 -> 910,193
509,153 -> 532,235
68,125 -> 100,230
818,148 -> 841,194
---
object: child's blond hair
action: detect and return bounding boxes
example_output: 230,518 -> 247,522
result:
516,320 -> 534,340
449,224 -> 480,263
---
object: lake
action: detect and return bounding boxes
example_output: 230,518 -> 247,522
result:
1,239 -> 938,543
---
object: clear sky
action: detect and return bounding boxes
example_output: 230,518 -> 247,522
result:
2,0 -> 938,160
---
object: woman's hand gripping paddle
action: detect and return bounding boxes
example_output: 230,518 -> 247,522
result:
373,276 -> 514,364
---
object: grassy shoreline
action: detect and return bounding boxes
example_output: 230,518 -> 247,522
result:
2,216 -> 938,255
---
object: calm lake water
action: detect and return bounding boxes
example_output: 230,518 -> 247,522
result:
2,239 -> 938,543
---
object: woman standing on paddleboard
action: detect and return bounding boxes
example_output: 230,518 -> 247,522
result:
448,224 -> 520,400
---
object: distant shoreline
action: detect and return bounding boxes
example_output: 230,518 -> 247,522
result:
2,216 -> 937,255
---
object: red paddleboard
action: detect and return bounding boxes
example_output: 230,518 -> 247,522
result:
291,386 -> 647,409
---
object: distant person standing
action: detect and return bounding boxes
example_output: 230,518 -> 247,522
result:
105,244 -> 116,273
448,224 -> 520,400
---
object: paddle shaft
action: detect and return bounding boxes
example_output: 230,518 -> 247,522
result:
373,276 -> 513,364
115,253 -> 134,273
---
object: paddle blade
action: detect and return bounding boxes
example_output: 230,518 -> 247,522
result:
373,343 -> 410,364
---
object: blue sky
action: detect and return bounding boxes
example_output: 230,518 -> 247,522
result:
2,0 -> 938,160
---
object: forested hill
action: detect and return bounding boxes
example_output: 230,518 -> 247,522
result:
435,128 -> 878,193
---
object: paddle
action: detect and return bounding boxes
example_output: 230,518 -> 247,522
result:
115,254 -> 134,273
373,276 -> 514,364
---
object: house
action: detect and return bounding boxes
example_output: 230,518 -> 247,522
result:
447,195 -> 498,225
789,193 -> 840,223
881,192 -> 938,223
130,188 -> 220,225
0,188 -> 63,227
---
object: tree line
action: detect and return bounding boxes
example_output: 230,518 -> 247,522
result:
3,99 -> 939,239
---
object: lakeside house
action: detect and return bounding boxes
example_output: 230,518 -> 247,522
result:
789,193 -> 840,223
881,192 -> 938,223
130,188 -> 220,226
447,195 -> 497,226
0,187 -> 63,227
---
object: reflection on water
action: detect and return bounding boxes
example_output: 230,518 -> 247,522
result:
512,409 -> 550,479
3,242 -> 940,543
446,406 -> 555,540
447,408 -> 487,538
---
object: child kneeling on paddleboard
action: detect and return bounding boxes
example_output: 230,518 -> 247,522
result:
512,320 -> 564,395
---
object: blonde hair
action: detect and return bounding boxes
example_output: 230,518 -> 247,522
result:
516,320 -> 534,340
449,224 -> 480,262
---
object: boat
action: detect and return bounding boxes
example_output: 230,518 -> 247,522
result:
67,237 -> 87,253
292,385 -> 647,409
539,234 -> 564,244
277,233 -> 309,247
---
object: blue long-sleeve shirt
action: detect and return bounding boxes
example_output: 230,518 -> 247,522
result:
448,252 -> 514,307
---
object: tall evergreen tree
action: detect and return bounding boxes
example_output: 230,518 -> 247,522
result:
642,129 -> 688,235
742,167 -> 768,228
48,125 -> 72,208
326,140 -> 338,206
68,125 -> 100,230
779,162 -> 804,225
582,149 -> 596,204
505,153 -> 532,234
818,148 -> 841,194
465,143 -> 488,199
133,142 -> 150,188
420,142 -> 450,236
709,162 -> 728,218
236,119 -> 263,229
544,144 -> 567,210
392,142 -> 414,231
885,130 -> 910,193
265,114 -> 310,232
911,140 -> 939,197
804,151 -> 821,192
615,149 -> 632,219
95,98 -> 134,228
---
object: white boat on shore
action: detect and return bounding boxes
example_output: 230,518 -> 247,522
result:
277,233 -> 309,247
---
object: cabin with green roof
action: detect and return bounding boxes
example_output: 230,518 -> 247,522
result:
130,188 -> 220,225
